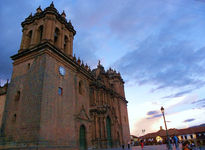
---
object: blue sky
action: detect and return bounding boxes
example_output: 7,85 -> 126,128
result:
1,0 -> 205,136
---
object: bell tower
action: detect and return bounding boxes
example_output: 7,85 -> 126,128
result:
19,2 -> 76,56
2,2 -> 77,145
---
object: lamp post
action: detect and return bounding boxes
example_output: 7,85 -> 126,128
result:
161,106 -> 172,150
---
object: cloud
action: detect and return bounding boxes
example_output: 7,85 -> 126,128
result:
147,110 -> 158,116
115,36 -> 205,91
147,114 -> 162,120
111,0 -> 205,92
162,89 -> 193,99
192,98 -> 205,104
184,118 -> 195,123
191,98 -> 205,109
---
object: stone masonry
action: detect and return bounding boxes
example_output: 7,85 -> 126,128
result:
0,3 -> 130,150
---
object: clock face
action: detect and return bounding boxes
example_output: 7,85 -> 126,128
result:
59,66 -> 65,76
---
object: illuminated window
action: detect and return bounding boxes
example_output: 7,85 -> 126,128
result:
58,87 -> 63,95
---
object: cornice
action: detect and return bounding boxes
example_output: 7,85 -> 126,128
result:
11,42 -> 94,80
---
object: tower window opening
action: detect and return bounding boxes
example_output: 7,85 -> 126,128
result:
38,25 -> 43,42
54,28 -> 60,45
64,35 -> 68,50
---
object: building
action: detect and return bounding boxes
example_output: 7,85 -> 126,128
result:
140,126 -> 205,146
0,3 -> 130,150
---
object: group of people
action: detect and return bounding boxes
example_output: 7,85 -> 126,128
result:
139,135 -> 203,150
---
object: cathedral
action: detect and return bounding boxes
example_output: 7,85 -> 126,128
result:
0,3 -> 130,150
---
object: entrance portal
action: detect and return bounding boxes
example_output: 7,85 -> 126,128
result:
79,125 -> 86,150
106,116 -> 112,147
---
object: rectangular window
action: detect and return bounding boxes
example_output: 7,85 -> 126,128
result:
58,87 -> 63,95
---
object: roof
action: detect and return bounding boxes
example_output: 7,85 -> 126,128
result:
141,126 -> 205,139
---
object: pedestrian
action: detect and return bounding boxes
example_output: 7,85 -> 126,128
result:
140,140 -> 144,150
197,140 -> 202,150
182,141 -> 190,150
128,141 -> 130,149
122,144 -> 125,149
173,135 -> 179,149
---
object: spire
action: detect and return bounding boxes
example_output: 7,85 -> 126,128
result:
44,1 -> 58,13
98,60 -> 101,67
50,1 -> 54,8
77,57 -> 81,65
29,13 -> 32,18
61,10 -> 66,18
36,6 -> 42,13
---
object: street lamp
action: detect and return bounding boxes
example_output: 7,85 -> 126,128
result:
161,106 -> 172,150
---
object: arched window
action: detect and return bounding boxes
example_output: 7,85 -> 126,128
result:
79,125 -> 86,150
106,116 -> 112,147
54,27 -> 60,46
38,25 -> 43,43
15,91 -> 20,101
64,35 -> 68,50
13,113 -> 17,122
79,81 -> 83,95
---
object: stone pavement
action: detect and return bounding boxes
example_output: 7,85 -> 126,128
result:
105,144 -> 205,150
131,144 -> 205,150
131,144 -> 181,150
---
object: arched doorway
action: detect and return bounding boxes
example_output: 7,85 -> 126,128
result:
79,125 -> 86,150
106,116 -> 112,147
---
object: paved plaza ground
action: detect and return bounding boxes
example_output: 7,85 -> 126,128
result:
130,144 -> 205,150
132,144 -> 181,150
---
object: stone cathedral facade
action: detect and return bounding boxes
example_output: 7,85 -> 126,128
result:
0,3 -> 130,150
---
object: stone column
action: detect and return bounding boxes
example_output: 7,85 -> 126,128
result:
44,14 -> 54,43
58,27 -> 63,50
31,23 -> 38,46
20,28 -> 27,50
95,116 -> 99,139
102,117 -> 105,138
69,34 -> 73,56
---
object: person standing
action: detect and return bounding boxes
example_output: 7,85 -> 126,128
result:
182,141 -> 190,150
140,140 -> 144,150
173,135 -> 179,149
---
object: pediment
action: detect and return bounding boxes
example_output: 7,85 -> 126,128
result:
76,105 -> 91,121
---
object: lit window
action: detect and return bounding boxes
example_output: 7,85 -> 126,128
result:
58,87 -> 63,95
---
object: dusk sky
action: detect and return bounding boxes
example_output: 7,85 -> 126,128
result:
1,0 -> 205,136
